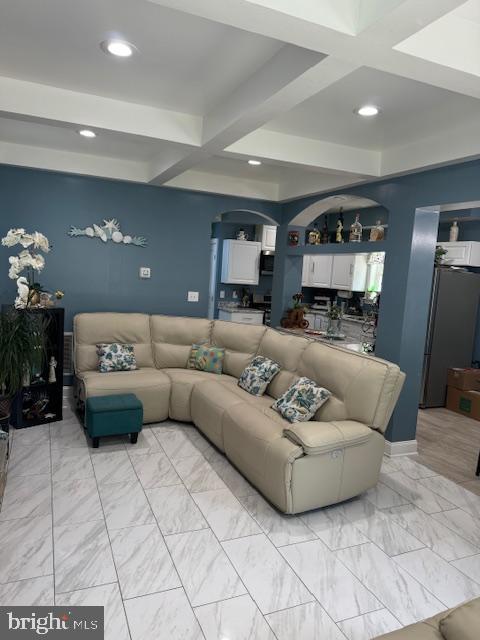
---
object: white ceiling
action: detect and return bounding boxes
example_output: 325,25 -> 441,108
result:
0,0 -> 282,115
263,67 -> 480,150
0,0 -> 479,201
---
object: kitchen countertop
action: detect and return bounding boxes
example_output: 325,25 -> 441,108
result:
305,308 -> 366,324
275,326 -> 374,354
218,306 -> 264,314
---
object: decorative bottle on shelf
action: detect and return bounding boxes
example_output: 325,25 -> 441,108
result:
321,215 -> 329,244
449,220 -> 459,242
335,208 -> 344,243
308,223 -> 321,245
349,213 -> 363,243
369,220 -> 384,242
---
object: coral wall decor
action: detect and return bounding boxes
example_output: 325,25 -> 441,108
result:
69,219 -> 147,247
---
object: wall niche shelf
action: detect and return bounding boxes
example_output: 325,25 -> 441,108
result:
287,241 -> 386,256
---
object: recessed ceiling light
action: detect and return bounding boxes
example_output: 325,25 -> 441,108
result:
100,39 -> 135,58
248,159 -> 262,166
355,105 -> 380,117
78,129 -> 96,138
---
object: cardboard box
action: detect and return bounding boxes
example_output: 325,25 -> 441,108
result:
446,386 -> 480,421
447,368 -> 480,392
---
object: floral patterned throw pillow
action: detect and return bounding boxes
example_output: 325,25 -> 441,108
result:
97,343 -> 137,373
194,345 -> 225,374
238,355 -> 281,396
272,377 -> 331,423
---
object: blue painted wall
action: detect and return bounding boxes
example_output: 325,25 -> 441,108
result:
0,165 -> 280,329
276,159 -> 480,443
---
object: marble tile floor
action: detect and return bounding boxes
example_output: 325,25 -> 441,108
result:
1,405 -> 480,640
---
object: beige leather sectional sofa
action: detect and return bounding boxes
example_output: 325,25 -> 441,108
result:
375,597 -> 480,639
74,312 -> 405,514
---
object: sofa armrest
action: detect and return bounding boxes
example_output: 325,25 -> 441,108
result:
283,420 -> 372,455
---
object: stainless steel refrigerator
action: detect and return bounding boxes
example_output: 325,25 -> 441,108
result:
420,267 -> 480,408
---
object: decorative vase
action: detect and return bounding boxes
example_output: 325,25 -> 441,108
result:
349,213 -> 363,242
449,221 -> 459,242
288,230 -> 299,246
326,317 -> 342,337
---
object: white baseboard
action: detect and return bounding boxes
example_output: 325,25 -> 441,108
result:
384,439 -> 418,457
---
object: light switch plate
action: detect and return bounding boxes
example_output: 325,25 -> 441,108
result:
139,267 -> 151,279
187,291 -> 199,302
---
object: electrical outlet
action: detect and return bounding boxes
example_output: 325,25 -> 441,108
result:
219,290 -> 225,299
139,267 -> 151,279
187,291 -> 199,302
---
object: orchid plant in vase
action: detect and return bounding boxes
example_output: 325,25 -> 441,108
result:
1,228 -> 54,308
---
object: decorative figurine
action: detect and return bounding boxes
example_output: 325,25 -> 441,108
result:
288,230 -> 299,246
349,213 -> 363,242
336,209 -> 344,243
369,220 -> 385,242
15,276 -> 30,309
236,229 -> 248,241
308,224 -> 321,245
48,356 -> 57,383
449,220 -> 459,242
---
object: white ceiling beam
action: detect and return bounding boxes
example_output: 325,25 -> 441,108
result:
0,140 -> 149,183
148,53 -> 358,184
0,76 -> 202,147
148,0 -> 479,98
165,169 -> 279,201
226,129 -> 381,177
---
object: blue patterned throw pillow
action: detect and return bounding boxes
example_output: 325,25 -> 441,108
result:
238,355 -> 281,396
97,343 -> 137,373
272,377 -> 331,422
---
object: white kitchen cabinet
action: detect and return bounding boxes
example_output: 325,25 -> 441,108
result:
218,309 -> 264,325
330,254 -> 368,291
302,255 -> 334,288
256,225 -> 277,252
221,240 -> 261,285
438,241 -> 480,267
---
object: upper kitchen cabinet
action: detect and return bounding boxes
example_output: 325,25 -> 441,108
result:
438,241 -> 480,267
256,225 -> 277,252
302,253 -> 368,291
221,240 -> 261,285
331,254 -> 368,291
302,255 -> 334,288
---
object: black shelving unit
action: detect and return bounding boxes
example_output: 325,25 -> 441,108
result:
5,307 -> 65,429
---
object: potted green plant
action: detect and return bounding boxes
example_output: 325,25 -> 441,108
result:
0,309 -> 42,423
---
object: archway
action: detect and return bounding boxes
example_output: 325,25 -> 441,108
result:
289,194 -> 384,229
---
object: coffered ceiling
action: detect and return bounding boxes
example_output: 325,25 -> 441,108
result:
0,0 -> 479,201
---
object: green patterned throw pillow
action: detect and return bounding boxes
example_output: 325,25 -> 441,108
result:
187,342 -> 207,369
97,343 -> 137,373
194,345 -> 225,374
272,376 -> 331,423
238,355 -> 280,396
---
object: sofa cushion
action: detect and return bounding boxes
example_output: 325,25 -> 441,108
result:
374,622 -> 443,639
257,329 -> 309,399
190,380 -> 245,450
272,377 -> 331,423
297,341 -> 404,432
163,368 -> 215,422
238,355 -> 280,396
440,597 -> 480,640
216,375 -> 277,411
284,420 -> 372,455
211,320 -> 266,378
222,403 -> 303,512
74,313 -> 154,374
151,315 -> 213,369
78,368 -> 170,424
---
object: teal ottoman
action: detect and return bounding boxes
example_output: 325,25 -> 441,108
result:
85,394 -> 143,448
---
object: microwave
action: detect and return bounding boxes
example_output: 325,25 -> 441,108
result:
260,252 -> 274,275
